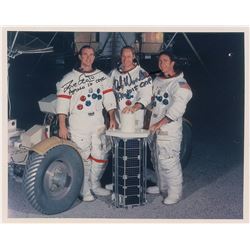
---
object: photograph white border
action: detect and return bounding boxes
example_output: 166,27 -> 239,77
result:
1,26 -> 249,224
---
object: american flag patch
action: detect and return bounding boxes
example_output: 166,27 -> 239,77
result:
179,81 -> 190,89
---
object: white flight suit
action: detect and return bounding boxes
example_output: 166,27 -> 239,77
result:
110,64 -> 152,129
56,69 -> 116,200
149,72 -> 192,203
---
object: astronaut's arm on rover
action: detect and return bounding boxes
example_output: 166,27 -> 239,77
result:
58,114 -> 68,139
56,81 -> 71,139
57,97 -> 70,139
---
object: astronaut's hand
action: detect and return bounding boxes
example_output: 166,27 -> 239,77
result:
122,103 -> 141,113
59,126 -> 68,140
109,118 -> 118,130
131,103 -> 142,113
149,118 -> 168,134
122,106 -> 132,113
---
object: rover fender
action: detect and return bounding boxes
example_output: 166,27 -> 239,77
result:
31,136 -> 82,157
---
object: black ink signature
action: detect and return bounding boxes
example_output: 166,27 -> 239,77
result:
114,70 -> 151,90
62,73 -> 106,94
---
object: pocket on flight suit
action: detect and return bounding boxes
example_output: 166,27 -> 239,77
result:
157,137 -> 181,162
91,132 -> 109,160
70,133 -> 91,160
157,139 -> 172,161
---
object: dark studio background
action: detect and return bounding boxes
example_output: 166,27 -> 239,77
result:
7,31 -> 245,168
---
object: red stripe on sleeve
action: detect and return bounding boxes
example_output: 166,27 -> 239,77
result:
102,88 -> 113,95
57,94 -> 72,99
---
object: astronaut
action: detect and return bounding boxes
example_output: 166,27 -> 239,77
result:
147,50 -> 192,205
110,46 -> 152,128
56,45 -> 117,202
103,46 -> 153,191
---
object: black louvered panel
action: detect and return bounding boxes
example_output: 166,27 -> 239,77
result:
118,166 -> 140,177
118,176 -> 140,186
118,157 -> 140,167
118,185 -> 140,195
119,139 -> 140,148
123,195 -> 140,205
125,157 -> 140,166
118,148 -> 141,158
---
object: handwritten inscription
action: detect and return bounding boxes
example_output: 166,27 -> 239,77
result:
113,70 -> 152,102
115,90 -> 132,102
114,70 -> 151,90
61,73 -> 106,95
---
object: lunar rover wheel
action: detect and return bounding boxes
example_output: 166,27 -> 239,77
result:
23,145 -> 84,215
